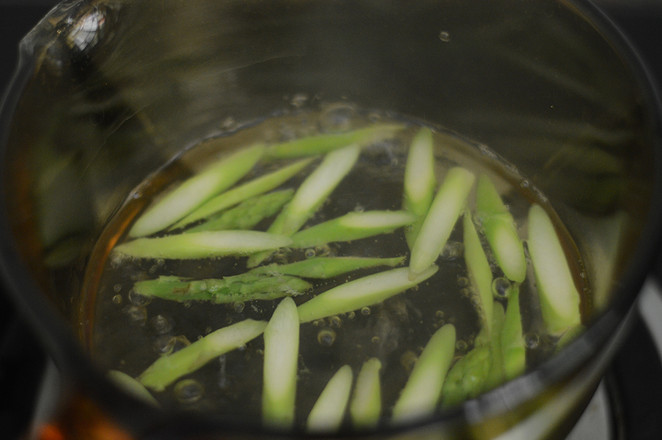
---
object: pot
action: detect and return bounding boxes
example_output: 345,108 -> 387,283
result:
0,0 -> 660,439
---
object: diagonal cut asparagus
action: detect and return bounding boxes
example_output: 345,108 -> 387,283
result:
184,189 -> 294,233
350,358 -> 382,429
306,364 -> 354,433
391,324 -> 456,424
527,204 -> 581,335
139,319 -> 267,391
133,273 -> 312,303
475,175 -> 526,283
500,287 -> 526,381
264,124 -> 404,159
290,210 -> 416,248
249,256 -> 406,279
248,144 -> 361,267
113,230 -> 292,260
441,345 -> 491,408
463,211 -> 495,335
172,157 -> 314,230
297,265 -> 438,323
403,127 -> 437,248
129,144 -> 265,237
409,167 -> 475,279
262,297 -> 300,429
108,370 -> 159,407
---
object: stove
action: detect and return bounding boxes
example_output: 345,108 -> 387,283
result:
1,1 -> 662,439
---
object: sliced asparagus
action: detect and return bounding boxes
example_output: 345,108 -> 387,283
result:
133,273 -> 311,303
139,319 -> 267,391
265,124 -> 403,159
262,297 -> 300,429
249,256 -> 406,279
185,189 -> 293,233
463,211 -> 494,335
248,144 -> 360,267
350,358 -> 382,429
475,175 -> 526,283
113,230 -> 292,260
391,324 -> 456,424
485,303 -> 506,390
306,364 -> 354,433
297,265 -> 438,323
500,287 -> 526,380
108,370 -> 159,407
441,345 -> 491,408
290,210 -> 416,248
403,127 -> 437,248
172,157 -> 314,229
527,204 -> 581,335
409,167 -> 475,278
129,144 -> 265,237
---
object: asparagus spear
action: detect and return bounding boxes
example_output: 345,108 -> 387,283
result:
129,144 -> 265,237
290,210 -> 416,248
297,265 -> 438,323
184,189 -> 294,233
108,370 -> 159,407
262,297 -> 300,429
409,167 -> 475,278
248,144 -> 360,267
475,175 -> 526,283
500,287 -> 526,380
349,358 -> 382,429
172,158 -> 314,229
306,364 -> 354,433
463,211 -> 494,335
485,303 -> 506,390
527,204 -> 581,335
403,127 -> 437,248
113,230 -> 292,260
391,324 -> 456,424
133,273 -> 312,303
139,319 -> 267,391
265,124 -> 403,159
249,256 -> 406,279
441,345 -> 491,408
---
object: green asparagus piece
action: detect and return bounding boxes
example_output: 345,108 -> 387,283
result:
306,365 -> 354,433
108,370 -> 159,407
139,319 -> 267,391
485,303 -> 506,390
262,297 -> 300,429
184,189 -> 294,233
129,144 -> 265,237
113,230 -> 292,260
475,175 -> 527,283
500,287 -> 526,380
265,124 -> 404,159
172,157 -> 314,229
290,210 -> 416,248
391,324 -> 456,424
248,144 -> 360,267
297,265 -> 438,323
527,204 -> 582,335
463,211 -> 495,335
133,273 -> 312,303
350,358 -> 382,429
441,345 -> 491,408
403,127 -> 437,248
249,256 -> 406,279
409,167 -> 475,279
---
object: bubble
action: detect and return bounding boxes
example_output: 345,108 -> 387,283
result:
171,335 -> 192,353
123,305 -> 146,324
492,277 -> 512,299
128,290 -> 152,307
113,284 -> 122,293
440,241 -> 463,260
111,294 -> 122,305
290,93 -> 308,108
438,31 -> 451,42
456,276 -> 469,288
360,307 -> 371,316
221,116 -> 237,131
317,328 -> 336,347
347,311 -> 356,320
150,314 -> 173,335
435,310 -> 445,320
319,103 -> 357,132
400,350 -> 418,372
174,379 -> 204,404
233,302 -> 245,313
354,204 -> 365,213
370,336 -> 381,344
455,340 -> 468,352
524,332 -> 540,349
153,335 -> 175,354
304,248 -> 316,258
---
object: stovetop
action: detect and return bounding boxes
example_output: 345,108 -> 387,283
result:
1,1 -> 662,439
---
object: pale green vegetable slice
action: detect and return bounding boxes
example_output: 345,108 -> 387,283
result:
262,297 -> 300,429
306,364 -> 354,433
139,319 -> 267,391
500,287 -> 526,380
403,127 -> 437,248
391,324 -> 456,424
297,265 -> 438,323
409,167 -> 475,278
129,144 -> 265,237
249,256 -> 405,279
527,204 -> 582,335
108,370 -> 159,407
290,210 -> 416,248
113,230 -> 292,260
475,175 -> 526,283
463,211 -> 494,335
350,358 -> 382,429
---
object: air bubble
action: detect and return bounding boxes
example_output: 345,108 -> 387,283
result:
455,340 -> 468,352
153,335 -> 175,354
400,350 -> 418,372
524,332 -> 540,349
456,276 -> 469,288
441,241 -> 463,260
290,93 -> 308,108
435,310 -> 445,320
113,284 -> 122,293
329,315 -> 342,328
319,103 -> 357,132
233,302 -> 245,313
317,328 -> 336,347
354,204 -> 365,213
111,294 -> 122,305
304,248 -> 316,258
123,305 -> 146,324
174,379 -> 204,404
347,311 -> 356,320
438,31 -> 451,42
150,314 -> 173,335
128,290 -> 152,307
492,277 -> 511,299
371,336 -> 381,344
360,307 -> 371,316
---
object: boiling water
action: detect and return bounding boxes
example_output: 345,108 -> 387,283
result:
82,107 -> 589,426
